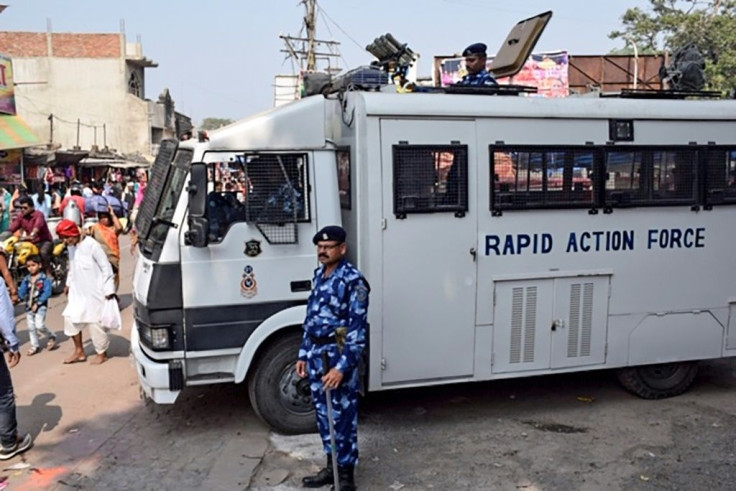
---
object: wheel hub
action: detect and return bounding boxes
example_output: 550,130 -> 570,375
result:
639,363 -> 687,389
278,364 -> 313,414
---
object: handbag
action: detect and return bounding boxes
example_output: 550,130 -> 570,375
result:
100,298 -> 122,330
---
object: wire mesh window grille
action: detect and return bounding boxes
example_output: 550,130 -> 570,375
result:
604,148 -> 696,206
337,149 -> 351,210
137,139 -> 177,243
206,153 -> 309,245
491,147 -> 595,211
705,148 -> 736,205
393,144 -> 468,218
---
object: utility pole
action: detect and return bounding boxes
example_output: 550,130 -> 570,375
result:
305,0 -> 316,71
280,0 -> 342,75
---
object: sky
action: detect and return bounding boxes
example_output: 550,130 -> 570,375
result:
1,0 -> 651,124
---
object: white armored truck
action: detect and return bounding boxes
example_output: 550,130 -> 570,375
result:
131,13 -> 736,433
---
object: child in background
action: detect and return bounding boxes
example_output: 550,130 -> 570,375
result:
18,255 -> 55,355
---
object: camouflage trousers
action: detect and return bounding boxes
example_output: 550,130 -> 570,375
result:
307,345 -> 360,467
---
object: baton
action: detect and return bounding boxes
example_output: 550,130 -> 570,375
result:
322,350 -> 340,490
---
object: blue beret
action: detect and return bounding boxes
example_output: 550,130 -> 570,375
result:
462,42 -> 487,57
313,225 -> 346,244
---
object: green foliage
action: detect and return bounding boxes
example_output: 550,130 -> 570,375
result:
200,117 -> 234,131
608,46 -> 658,56
610,0 -> 736,94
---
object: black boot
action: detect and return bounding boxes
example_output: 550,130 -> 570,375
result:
330,466 -> 356,491
302,455 -> 334,488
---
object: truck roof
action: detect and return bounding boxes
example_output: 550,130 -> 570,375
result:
204,95 -> 327,152
200,90 -> 736,154
356,91 -> 736,121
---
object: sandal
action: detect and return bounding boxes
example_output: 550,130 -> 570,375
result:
26,347 -> 40,356
46,338 -> 57,351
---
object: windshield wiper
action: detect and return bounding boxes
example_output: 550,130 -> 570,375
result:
152,216 -> 178,229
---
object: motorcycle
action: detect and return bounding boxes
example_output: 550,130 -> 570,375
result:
1,235 -> 69,296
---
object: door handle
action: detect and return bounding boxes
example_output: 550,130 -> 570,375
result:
551,319 -> 565,331
469,247 -> 477,261
290,280 -> 312,292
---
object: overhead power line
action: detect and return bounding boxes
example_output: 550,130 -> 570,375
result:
315,1 -> 365,52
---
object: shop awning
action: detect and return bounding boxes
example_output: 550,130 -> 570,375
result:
0,114 -> 42,151
79,157 -> 150,169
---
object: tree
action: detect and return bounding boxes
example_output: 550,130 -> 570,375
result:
610,0 -> 736,94
200,117 -> 234,131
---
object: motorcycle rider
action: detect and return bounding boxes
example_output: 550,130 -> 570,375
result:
8,197 -> 53,276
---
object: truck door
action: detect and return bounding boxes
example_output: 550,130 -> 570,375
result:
379,119 -> 477,385
179,152 -> 317,355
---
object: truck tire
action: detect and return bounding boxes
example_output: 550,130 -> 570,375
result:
247,332 -> 316,435
616,361 -> 698,399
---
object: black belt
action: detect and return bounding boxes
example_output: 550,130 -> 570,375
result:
309,334 -> 336,346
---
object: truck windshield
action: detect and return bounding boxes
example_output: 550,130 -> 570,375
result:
136,139 -> 193,257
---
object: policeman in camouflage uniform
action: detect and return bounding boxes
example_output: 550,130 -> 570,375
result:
297,225 -> 369,491
456,42 -> 498,87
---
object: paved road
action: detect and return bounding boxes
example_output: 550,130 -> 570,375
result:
3,236 -> 270,490
252,359 -> 736,490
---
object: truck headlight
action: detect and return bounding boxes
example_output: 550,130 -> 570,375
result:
150,327 -> 170,349
139,324 -> 171,350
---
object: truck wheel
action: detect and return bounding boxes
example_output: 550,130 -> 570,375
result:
247,332 -> 316,434
617,361 -> 698,399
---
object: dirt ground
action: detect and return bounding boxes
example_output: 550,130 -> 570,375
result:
1,237 -> 272,491
3,233 -> 734,490
251,359 -> 736,490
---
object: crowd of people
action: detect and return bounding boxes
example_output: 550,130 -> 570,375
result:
0,171 -> 148,233
0,170 -> 148,460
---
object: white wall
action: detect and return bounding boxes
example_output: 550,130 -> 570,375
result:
12,56 -> 152,156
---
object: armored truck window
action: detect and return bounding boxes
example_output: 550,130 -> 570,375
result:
604,148 -> 696,206
204,153 -> 310,244
206,159 -> 247,243
490,147 -> 595,211
149,148 -> 193,245
244,153 -> 309,223
392,144 -> 468,217
704,148 -> 736,205
337,149 -> 351,210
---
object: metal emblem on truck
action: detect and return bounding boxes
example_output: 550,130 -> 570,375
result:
244,239 -> 262,257
241,265 -> 258,298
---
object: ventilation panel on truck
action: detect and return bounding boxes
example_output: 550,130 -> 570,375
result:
509,285 -> 538,364
566,282 -> 594,358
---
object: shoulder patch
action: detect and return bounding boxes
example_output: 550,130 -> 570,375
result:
355,283 -> 369,303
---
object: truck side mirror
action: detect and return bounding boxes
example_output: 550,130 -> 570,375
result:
186,162 -> 209,248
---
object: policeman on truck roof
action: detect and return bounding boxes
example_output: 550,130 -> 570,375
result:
456,42 -> 498,87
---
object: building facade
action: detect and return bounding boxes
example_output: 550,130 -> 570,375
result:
0,31 -> 185,160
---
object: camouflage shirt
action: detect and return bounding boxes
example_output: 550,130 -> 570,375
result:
299,258 -> 369,374
457,69 -> 498,87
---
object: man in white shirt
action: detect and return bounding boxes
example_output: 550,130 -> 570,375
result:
56,219 -> 117,365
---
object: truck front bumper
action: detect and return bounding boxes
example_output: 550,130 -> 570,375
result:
130,323 -> 182,404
